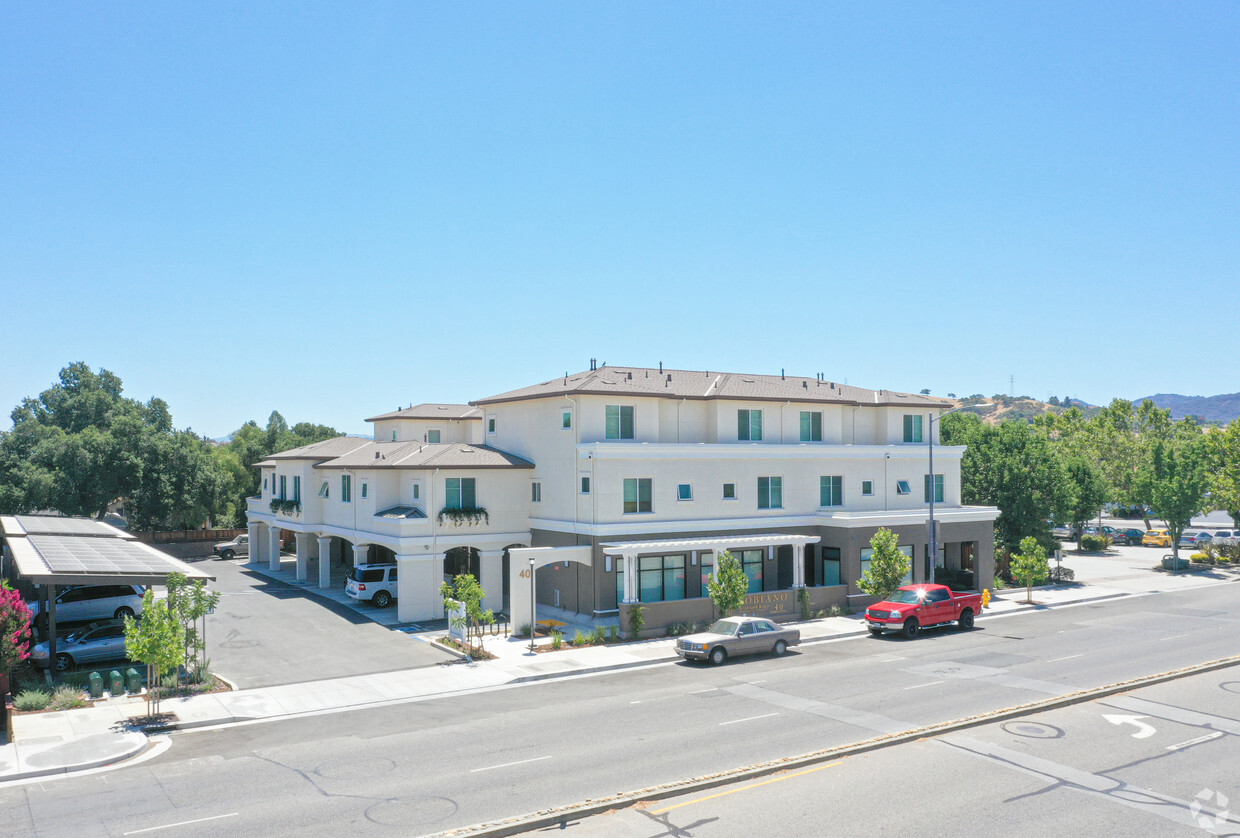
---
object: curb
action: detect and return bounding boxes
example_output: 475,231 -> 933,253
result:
1,732 -> 150,782
427,654 -> 1240,838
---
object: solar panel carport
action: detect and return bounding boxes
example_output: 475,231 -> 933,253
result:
0,515 -> 214,667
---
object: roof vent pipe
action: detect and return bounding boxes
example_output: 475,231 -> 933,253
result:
781,368 -> 785,380
659,362 -> 663,374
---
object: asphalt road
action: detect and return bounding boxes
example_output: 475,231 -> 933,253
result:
2,580 -> 1237,837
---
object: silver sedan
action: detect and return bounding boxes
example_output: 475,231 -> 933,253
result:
675,616 -> 800,665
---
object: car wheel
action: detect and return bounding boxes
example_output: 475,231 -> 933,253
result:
708,646 -> 727,666
373,590 -> 392,609
115,606 -> 135,620
54,653 -> 73,672
902,618 -> 920,639
772,639 -> 788,656
221,549 -> 235,561
958,609 -> 974,630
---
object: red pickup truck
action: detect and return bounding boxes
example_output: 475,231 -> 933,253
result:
864,584 -> 982,639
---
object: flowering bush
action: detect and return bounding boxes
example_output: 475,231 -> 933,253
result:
1,583 -> 33,673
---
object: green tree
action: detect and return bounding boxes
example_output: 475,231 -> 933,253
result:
857,528 -> 910,600
1206,420 -> 1240,528
1062,454 -> 1110,550
222,413 -> 340,526
943,415 -> 1067,555
706,550 -> 749,617
165,573 -> 220,685
1136,433 -> 1208,560
124,590 -> 184,714
1009,536 -> 1049,604
440,573 -> 493,655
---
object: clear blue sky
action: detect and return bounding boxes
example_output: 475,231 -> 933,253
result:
3,3 -> 1237,439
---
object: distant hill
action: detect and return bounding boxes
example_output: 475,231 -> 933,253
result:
1134,393 -> 1240,425
949,395 -> 1100,425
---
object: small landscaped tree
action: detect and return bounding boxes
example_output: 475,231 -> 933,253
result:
0,582 -> 33,697
165,573 -> 220,686
858,528 -> 910,601
1010,536 -> 1049,604
706,550 -> 749,617
1136,434 -> 1208,560
440,573 -> 493,655
124,590 -> 184,715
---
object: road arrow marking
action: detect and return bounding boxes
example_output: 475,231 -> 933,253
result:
1104,714 -> 1156,739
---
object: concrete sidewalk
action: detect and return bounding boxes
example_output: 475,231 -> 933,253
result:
3,545 -> 1236,783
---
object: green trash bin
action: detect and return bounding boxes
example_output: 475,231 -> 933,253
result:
125,668 -> 142,694
108,670 -> 124,696
88,671 -> 104,699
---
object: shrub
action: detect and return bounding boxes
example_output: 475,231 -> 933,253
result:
606,625 -> 618,642
798,587 -> 812,621
1079,534 -> 1108,551
551,632 -> 562,650
828,604 -> 844,617
516,623 -> 531,639
1049,565 -> 1075,582
49,684 -> 87,711
591,626 -> 605,644
627,603 -> 646,638
573,629 -> 589,646
14,689 -> 51,712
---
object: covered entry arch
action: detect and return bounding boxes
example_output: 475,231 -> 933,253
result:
506,546 -> 592,631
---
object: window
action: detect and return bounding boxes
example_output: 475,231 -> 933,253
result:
487,415 -> 496,434
411,481 -> 420,500
318,480 -> 329,498
819,475 -> 843,507
606,405 -> 634,439
263,477 -> 267,493
562,410 -> 572,429
800,411 -> 823,442
740,549 -> 764,593
392,430 -> 397,441
723,482 -> 736,500
862,546 -> 914,584
820,546 -> 841,586
677,483 -> 692,501
341,474 -> 352,503
293,476 -> 301,503
580,476 -> 590,494
361,481 -> 368,500
700,552 -> 714,593
896,480 -> 911,495
445,477 -> 476,509
531,482 -> 542,502
903,414 -> 924,443
279,475 -> 287,500
427,429 -> 441,444
861,480 -> 874,496
623,478 -> 652,514
757,476 -> 782,509
638,554 -> 687,602
924,473 -> 944,503
738,409 -> 763,441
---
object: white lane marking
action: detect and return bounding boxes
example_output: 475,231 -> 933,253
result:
1161,633 -> 1191,642
878,657 -> 906,662
719,713 -> 779,726
1048,654 -> 1083,662
1166,731 -> 1224,751
1103,714 -> 1156,739
689,687 -> 718,694
470,755 -> 551,773
122,813 -> 238,835
904,681 -> 944,690
747,680 -> 766,685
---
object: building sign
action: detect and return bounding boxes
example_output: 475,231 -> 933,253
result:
742,590 -> 794,618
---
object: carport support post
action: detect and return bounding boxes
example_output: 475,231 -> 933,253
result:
317,536 -> 333,589
47,584 -> 57,669
247,523 -> 260,567
268,527 -> 282,571
294,533 -> 311,582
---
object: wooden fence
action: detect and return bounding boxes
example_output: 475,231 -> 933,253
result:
132,528 -> 246,545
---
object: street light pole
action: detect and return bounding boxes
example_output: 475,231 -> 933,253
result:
528,557 -> 536,653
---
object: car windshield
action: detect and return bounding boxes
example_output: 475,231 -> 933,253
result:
886,589 -> 923,604
707,620 -> 740,636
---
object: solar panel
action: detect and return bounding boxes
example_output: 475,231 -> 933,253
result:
28,534 -> 177,575
15,516 -> 118,537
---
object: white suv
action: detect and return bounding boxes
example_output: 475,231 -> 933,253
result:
345,564 -> 399,608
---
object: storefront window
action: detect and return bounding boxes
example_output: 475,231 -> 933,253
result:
821,547 -> 841,586
741,549 -> 763,593
638,554 -> 687,602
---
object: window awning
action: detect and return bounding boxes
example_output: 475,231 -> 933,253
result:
600,532 -> 820,555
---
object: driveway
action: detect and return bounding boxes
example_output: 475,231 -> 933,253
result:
173,553 -> 454,689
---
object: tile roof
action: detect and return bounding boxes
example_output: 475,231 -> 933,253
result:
264,437 -> 373,462
312,440 -> 534,470
365,403 -> 481,422
472,366 -> 950,408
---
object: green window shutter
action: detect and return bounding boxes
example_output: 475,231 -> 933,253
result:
758,476 -> 770,508
606,406 -> 619,439
639,478 -> 652,512
621,406 -> 633,439
623,478 -> 637,513
771,476 -> 782,508
738,410 -> 748,441
445,478 -> 460,509
752,410 -> 762,441
462,478 -> 476,508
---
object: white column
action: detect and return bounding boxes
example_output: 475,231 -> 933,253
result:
317,535 -> 333,589
268,526 -> 283,571
295,533 -> 311,582
353,541 -> 369,567
247,523 -> 261,567
478,549 -> 504,613
396,554 -> 439,622
792,543 -> 806,588
622,552 -> 639,603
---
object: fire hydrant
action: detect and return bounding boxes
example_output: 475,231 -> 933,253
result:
981,588 -> 992,608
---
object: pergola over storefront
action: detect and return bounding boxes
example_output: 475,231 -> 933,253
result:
1,515 -> 215,663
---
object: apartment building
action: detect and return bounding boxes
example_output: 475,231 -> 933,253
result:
245,365 -> 999,632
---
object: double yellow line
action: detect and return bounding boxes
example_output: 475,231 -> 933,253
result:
652,760 -> 844,815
